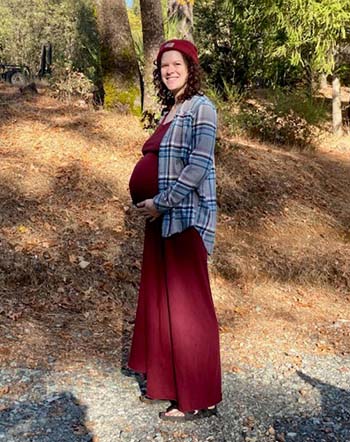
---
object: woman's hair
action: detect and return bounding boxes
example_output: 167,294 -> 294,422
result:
153,53 -> 202,110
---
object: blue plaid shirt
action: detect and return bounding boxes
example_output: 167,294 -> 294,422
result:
153,94 -> 217,254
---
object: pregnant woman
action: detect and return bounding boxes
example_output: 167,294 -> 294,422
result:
128,39 -> 222,422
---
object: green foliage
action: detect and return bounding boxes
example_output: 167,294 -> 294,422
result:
160,0 -> 182,39
213,87 -> 327,149
338,63 -> 350,84
194,0 -> 350,92
270,88 -> 328,126
127,0 -> 181,74
270,0 -> 350,74
194,0 -> 302,91
104,77 -> 120,109
164,15 -> 184,40
0,0 -> 102,87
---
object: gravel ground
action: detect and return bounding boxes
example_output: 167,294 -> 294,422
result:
0,355 -> 349,442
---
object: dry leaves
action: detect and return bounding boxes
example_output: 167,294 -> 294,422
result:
0,82 -> 350,370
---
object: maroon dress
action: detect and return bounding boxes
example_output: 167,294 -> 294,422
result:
128,121 -> 222,412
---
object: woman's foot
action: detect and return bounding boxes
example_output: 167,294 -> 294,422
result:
159,405 -> 217,422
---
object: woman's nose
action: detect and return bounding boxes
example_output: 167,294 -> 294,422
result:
166,65 -> 174,75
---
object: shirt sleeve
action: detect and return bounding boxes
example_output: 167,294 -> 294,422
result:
153,101 -> 217,213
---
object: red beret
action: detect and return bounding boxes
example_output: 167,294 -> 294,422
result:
156,39 -> 199,65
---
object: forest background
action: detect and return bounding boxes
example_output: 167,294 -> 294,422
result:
1,0 -> 350,138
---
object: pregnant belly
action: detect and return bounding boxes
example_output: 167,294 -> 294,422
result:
129,153 -> 159,204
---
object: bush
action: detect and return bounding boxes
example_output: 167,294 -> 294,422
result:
270,88 -> 328,126
212,86 -> 323,149
238,104 -> 315,148
49,67 -> 95,103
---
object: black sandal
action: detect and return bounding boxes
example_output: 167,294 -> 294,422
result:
159,405 -> 217,422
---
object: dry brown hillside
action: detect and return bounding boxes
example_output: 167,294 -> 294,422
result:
0,83 -> 349,373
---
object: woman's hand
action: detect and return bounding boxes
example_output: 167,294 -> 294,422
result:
135,199 -> 161,222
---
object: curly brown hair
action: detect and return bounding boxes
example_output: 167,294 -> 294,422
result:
153,53 -> 203,110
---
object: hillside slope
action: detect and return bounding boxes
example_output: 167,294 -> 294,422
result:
0,83 -> 349,373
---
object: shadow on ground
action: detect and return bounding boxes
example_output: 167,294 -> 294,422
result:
0,391 -> 92,442
0,157 -> 143,369
215,140 -> 350,293
272,371 -> 350,442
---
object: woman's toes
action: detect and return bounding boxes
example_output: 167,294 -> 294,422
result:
164,408 -> 185,417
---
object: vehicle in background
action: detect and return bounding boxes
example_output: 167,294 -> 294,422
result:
0,43 -> 52,86
0,63 -> 30,86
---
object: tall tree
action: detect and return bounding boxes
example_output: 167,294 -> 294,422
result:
332,41 -> 350,136
140,0 -> 164,113
168,0 -> 194,41
95,0 -> 141,112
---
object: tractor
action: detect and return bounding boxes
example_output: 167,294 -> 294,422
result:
0,63 -> 31,86
0,43 -> 52,86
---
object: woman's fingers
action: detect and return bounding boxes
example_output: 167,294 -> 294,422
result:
134,199 -> 160,219
135,207 -> 152,217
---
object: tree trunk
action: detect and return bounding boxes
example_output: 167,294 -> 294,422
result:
319,73 -> 328,89
140,0 -> 164,113
95,0 -> 141,112
305,63 -> 317,98
168,0 -> 193,41
332,75 -> 343,136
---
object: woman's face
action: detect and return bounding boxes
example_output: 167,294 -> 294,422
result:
160,50 -> 189,99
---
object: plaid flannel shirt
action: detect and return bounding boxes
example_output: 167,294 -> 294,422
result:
153,94 -> 217,254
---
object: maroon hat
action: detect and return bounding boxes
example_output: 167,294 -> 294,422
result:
156,39 -> 199,65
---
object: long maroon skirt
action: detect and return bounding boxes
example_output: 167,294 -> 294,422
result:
128,120 -> 222,412
128,219 -> 222,412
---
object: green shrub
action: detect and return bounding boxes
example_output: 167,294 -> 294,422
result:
270,88 -> 329,126
213,87 -> 323,149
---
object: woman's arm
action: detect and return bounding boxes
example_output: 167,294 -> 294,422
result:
153,102 -> 217,213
